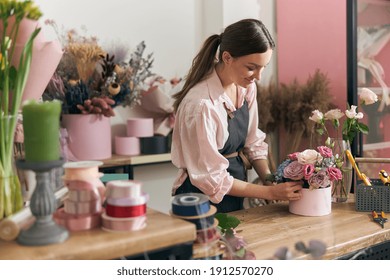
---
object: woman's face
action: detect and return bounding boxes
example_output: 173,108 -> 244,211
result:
224,49 -> 273,88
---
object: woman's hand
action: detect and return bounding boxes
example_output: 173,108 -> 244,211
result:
267,181 -> 303,201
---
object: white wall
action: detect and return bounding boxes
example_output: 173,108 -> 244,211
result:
34,0 -> 275,213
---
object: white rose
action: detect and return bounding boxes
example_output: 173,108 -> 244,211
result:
345,105 -> 364,119
297,149 -> 322,165
309,110 -> 323,123
359,88 -> 378,105
324,109 -> 344,121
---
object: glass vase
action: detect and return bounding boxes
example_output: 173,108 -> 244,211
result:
0,174 -> 23,219
331,138 -> 353,203
0,116 -> 24,219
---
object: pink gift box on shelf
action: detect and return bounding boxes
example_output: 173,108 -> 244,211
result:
126,118 -> 154,137
114,136 -> 140,156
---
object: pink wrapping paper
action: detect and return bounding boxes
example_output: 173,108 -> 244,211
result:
139,77 -> 178,136
114,136 -> 140,156
5,18 -> 63,103
289,187 -> 331,217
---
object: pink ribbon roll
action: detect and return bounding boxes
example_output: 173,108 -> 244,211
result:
64,199 -> 102,215
53,208 -> 102,231
105,180 -> 142,199
105,203 -> 146,218
105,192 -> 149,207
63,161 -> 103,181
68,189 -> 101,202
101,212 -> 146,232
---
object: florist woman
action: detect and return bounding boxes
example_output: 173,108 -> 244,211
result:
171,19 -> 303,213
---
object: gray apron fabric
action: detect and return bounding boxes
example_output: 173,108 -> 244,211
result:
174,100 -> 249,213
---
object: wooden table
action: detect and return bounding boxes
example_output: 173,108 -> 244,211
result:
100,153 -> 171,179
0,209 -> 195,260
230,200 -> 390,259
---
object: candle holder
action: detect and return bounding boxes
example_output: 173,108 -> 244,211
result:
15,158 -> 69,246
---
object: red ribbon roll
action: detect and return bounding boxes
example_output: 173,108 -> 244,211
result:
105,203 -> 146,218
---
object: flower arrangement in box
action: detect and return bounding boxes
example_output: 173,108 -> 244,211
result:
42,21 -> 154,117
275,146 -> 341,216
0,0 -> 42,218
275,146 -> 343,190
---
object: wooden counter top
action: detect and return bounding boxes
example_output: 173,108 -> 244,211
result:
230,201 -> 390,260
101,153 -> 171,168
0,208 -> 195,260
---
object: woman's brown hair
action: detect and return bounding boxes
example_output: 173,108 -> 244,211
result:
173,18 -> 275,112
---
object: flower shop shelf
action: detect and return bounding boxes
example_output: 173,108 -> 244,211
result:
230,198 -> 390,260
100,153 -> 172,179
0,208 -> 195,260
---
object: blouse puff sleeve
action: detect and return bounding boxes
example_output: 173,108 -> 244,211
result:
172,98 -> 234,204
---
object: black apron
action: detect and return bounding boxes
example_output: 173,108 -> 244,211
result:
175,100 -> 249,213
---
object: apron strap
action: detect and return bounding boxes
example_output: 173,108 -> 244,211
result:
223,151 -> 252,170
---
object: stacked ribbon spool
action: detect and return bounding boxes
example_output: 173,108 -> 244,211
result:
102,180 -> 149,232
171,193 -> 224,259
53,161 -> 105,231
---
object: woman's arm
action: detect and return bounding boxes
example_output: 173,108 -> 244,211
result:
228,178 -> 302,201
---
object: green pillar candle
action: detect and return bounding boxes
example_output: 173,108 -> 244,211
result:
22,100 -> 62,162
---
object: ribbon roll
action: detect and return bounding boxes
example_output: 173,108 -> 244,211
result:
171,205 -> 216,230
63,161 -> 103,181
101,212 -> 146,232
53,208 -> 102,231
64,199 -> 102,215
105,180 -> 142,199
171,193 -> 210,217
105,203 -> 146,218
68,189 -> 101,202
105,193 -> 149,207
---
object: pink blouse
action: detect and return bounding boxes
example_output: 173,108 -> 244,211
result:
171,69 -> 268,203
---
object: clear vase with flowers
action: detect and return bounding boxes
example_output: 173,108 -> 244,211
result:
309,87 -> 379,202
0,0 -> 42,219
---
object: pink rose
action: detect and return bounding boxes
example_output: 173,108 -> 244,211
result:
283,161 -> 305,180
308,170 -> 331,189
317,146 -> 333,158
304,164 -> 315,180
297,149 -> 322,165
288,152 -> 300,161
327,167 -> 342,181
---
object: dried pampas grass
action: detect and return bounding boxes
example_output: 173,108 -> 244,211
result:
256,69 -> 333,157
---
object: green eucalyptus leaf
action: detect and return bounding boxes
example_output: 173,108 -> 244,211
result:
215,213 -> 241,230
